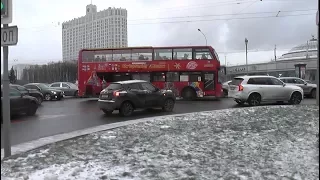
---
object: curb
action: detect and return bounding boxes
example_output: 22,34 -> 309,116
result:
1,110 -> 215,160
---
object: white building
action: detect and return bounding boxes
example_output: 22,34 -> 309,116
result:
12,64 -> 31,80
62,4 -> 128,61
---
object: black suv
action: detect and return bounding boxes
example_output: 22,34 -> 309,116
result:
98,80 -> 176,116
24,83 -> 64,101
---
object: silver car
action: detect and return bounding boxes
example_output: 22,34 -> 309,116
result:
278,77 -> 317,98
49,82 -> 79,97
228,75 -> 304,106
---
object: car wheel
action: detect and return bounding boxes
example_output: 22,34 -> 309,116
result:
247,93 -> 261,106
311,89 -> 316,99
37,96 -> 43,105
235,99 -> 245,105
289,92 -> 302,105
26,102 -> 38,116
119,101 -> 134,117
162,98 -> 175,112
44,93 -> 52,101
182,88 -> 196,100
102,109 -> 113,115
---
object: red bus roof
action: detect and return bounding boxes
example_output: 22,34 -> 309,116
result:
80,46 -> 215,52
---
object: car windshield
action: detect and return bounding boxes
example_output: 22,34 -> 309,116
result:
37,83 -> 49,89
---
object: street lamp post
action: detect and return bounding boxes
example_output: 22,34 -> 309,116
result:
316,10 -> 319,105
245,38 -> 248,75
198,29 -> 207,46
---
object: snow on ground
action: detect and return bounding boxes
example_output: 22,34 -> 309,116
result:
1,105 -> 319,180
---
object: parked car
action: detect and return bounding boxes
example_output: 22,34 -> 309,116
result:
10,84 -> 44,105
24,83 -> 64,101
228,75 -> 303,106
278,77 -> 317,98
49,82 -> 79,97
222,80 -> 232,97
1,87 -> 39,123
98,80 -> 176,116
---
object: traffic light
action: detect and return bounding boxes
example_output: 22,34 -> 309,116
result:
1,0 -> 7,16
1,0 -> 12,24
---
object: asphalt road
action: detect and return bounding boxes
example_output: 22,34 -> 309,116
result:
1,97 -> 316,148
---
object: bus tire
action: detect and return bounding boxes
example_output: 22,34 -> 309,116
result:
181,87 -> 196,100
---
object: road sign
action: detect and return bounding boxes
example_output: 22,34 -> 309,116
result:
1,25 -> 18,46
1,0 -> 12,24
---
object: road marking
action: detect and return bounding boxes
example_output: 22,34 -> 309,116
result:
11,114 -> 69,123
38,115 -> 68,119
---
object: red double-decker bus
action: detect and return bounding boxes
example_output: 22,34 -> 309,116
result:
78,46 -> 223,100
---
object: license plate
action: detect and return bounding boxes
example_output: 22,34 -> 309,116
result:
101,94 -> 108,98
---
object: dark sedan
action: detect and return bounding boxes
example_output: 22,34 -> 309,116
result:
10,84 -> 44,104
24,83 -> 64,101
1,87 -> 39,122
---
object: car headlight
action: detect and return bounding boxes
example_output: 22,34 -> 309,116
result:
51,91 -> 57,94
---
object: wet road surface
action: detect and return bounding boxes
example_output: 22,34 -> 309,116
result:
1,97 -> 316,148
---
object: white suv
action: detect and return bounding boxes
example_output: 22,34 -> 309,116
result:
228,75 -> 304,106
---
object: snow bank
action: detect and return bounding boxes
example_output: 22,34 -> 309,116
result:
1,105 -> 319,180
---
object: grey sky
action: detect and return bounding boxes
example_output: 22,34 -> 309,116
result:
1,0 -> 318,71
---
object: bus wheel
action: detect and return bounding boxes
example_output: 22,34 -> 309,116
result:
182,88 -> 196,100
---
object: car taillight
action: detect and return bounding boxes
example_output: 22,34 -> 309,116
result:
238,85 -> 244,91
113,91 -> 120,97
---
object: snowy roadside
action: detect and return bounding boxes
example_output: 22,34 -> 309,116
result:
1,105 -> 319,180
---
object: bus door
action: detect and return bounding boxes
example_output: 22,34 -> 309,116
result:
203,72 -> 215,91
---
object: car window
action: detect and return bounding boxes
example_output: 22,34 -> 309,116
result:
247,78 -> 256,84
279,79 -> 287,83
25,85 -> 37,89
285,79 -> 295,83
141,82 -> 156,91
62,83 -> 70,88
105,83 -> 122,90
293,78 -> 305,84
269,78 -> 284,85
10,88 -> 21,96
37,84 -> 49,89
127,83 -> 141,90
51,83 -> 60,87
16,86 -> 27,91
248,78 -> 268,85
230,78 -> 243,85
